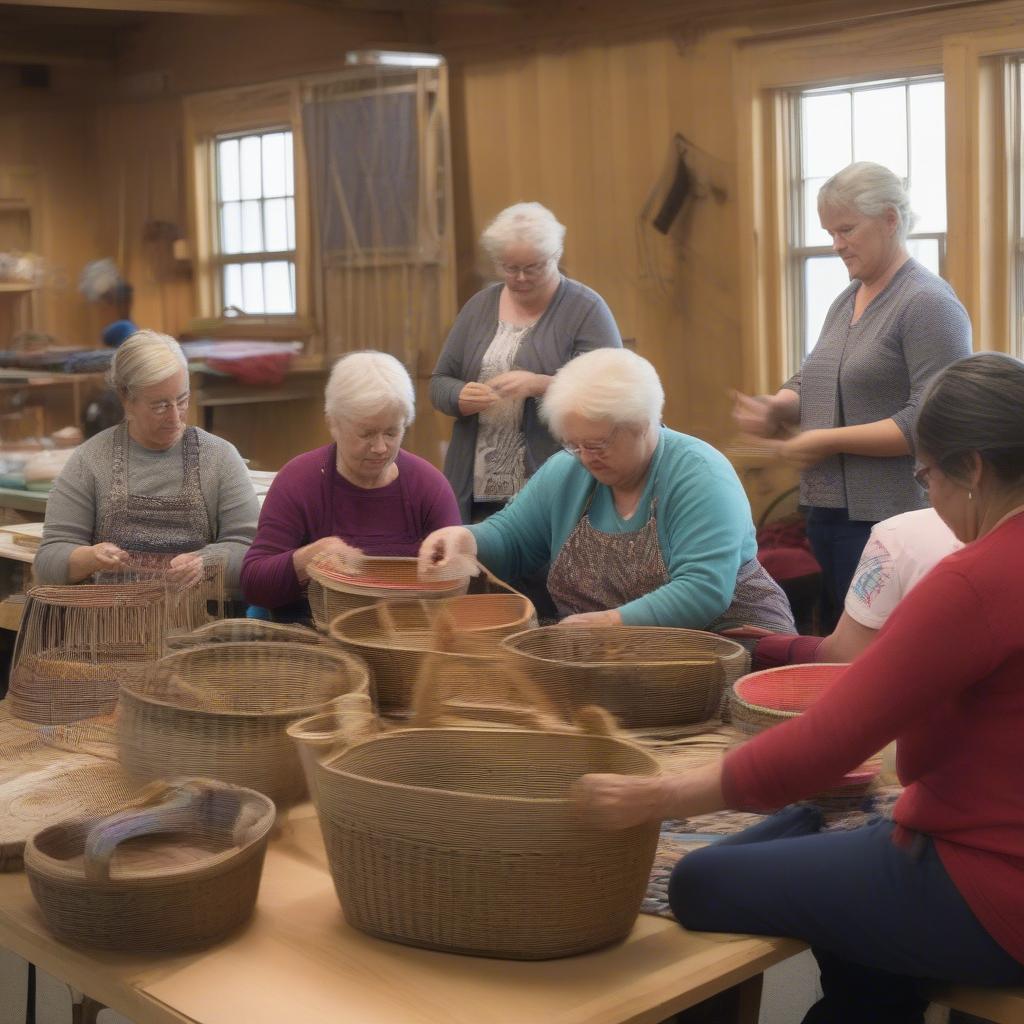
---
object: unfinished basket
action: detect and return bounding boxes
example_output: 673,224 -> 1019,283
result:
165,618 -> 323,650
118,642 -> 370,806
329,593 -> 537,710
311,689 -> 660,960
501,626 -> 748,728
8,583 -> 167,724
25,779 -> 275,952
306,554 -> 469,631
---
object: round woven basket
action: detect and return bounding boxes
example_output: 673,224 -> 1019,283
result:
25,780 -> 275,952
118,642 -> 370,806
314,720 -> 660,959
306,556 -> 469,632
329,594 -> 537,710
501,626 -> 749,728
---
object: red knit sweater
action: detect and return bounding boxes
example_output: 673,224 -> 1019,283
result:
723,511 -> 1024,964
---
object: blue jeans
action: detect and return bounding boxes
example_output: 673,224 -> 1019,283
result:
805,507 -> 874,630
669,807 -> 1024,1023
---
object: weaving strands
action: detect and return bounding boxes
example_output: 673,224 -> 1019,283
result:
166,618 -> 324,650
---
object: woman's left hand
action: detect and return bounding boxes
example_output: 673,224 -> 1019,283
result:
167,551 -> 205,588
767,429 -> 836,469
488,370 -> 550,400
560,609 -> 623,627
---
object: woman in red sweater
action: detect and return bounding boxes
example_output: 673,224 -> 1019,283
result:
579,352 -> 1024,1023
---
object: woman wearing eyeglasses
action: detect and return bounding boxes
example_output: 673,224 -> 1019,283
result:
430,202 -> 621,524
420,348 -> 795,632
35,330 -> 258,592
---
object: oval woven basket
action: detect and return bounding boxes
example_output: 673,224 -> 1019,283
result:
329,593 -> 537,710
118,642 -> 370,806
25,779 -> 275,952
501,626 -> 749,728
314,722 -> 661,959
306,555 -> 469,632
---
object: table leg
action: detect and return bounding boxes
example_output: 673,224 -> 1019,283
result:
671,974 -> 764,1023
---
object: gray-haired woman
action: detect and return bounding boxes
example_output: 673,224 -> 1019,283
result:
733,161 -> 971,621
431,202 -> 622,523
35,330 -> 259,592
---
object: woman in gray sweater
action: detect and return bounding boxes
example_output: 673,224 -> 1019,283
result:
431,202 -> 621,523
35,330 -> 258,593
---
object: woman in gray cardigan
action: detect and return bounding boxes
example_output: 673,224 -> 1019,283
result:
431,202 -> 621,523
733,162 -> 972,622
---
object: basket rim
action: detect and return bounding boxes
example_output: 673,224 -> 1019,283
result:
731,662 -> 849,716
25,582 -> 167,607
308,555 -> 468,597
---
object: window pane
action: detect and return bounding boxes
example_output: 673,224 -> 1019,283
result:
907,237 -> 940,275
263,260 -> 296,314
804,255 -> 852,355
909,81 -> 946,232
220,202 -> 242,255
803,177 -> 831,247
262,132 -> 288,198
223,264 -> 243,313
852,86 -> 908,175
285,133 -> 294,195
217,139 -> 240,203
241,200 -> 263,253
801,92 -> 852,179
286,198 -> 295,249
239,136 -> 262,200
263,198 -> 289,252
242,262 -> 265,313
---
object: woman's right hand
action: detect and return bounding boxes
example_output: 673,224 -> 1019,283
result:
89,542 -> 127,572
458,381 -> 499,417
731,391 -> 781,438
293,536 -> 364,583
417,527 -> 478,578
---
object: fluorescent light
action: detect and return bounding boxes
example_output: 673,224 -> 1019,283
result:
345,50 -> 444,68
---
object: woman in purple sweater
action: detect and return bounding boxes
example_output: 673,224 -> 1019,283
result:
241,351 -> 461,618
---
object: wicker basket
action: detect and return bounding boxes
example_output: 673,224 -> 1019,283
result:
501,626 -> 749,728
165,618 -> 324,650
312,703 -> 660,960
306,555 -> 469,632
329,593 -> 537,710
25,779 -> 275,952
118,642 -> 370,806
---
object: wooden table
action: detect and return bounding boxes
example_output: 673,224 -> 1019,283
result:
0,810 -> 801,1024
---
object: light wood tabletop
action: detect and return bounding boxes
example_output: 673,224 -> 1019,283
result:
0,808 -> 803,1024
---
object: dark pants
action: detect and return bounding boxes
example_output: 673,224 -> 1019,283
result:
805,507 -> 874,631
669,807 -> 1024,1024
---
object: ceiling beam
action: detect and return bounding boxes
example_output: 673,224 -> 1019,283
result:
0,0 -> 300,15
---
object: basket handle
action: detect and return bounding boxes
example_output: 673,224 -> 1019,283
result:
83,781 -> 242,884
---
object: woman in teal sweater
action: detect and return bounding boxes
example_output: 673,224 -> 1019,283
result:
419,349 -> 795,631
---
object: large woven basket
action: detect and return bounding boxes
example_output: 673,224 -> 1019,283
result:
118,642 -> 370,806
306,555 -> 469,632
312,709 -> 660,960
165,618 -> 324,650
329,593 -> 537,710
501,626 -> 748,728
25,779 -> 275,952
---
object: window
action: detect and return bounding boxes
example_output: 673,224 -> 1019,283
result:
213,129 -> 297,316
791,76 -> 947,360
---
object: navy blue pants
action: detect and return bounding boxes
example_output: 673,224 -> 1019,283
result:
805,507 -> 875,630
669,807 -> 1024,1024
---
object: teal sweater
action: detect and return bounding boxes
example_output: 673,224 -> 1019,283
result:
470,427 -> 757,628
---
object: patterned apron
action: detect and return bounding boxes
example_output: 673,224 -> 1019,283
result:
547,485 -> 795,634
97,423 -> 212,554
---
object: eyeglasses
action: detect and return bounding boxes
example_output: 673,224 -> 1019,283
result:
145,393 -> 191,417
913,464 -> 932,489
563,427 -> 618,457
496,260 -> 550,279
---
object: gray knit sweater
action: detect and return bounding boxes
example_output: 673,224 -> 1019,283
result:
35,425 -> 258,591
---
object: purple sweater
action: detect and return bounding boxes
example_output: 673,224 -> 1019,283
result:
240,445 -> 461,609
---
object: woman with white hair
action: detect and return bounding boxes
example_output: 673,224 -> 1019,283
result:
733,162 -> 971,624
431,202 -> 621,523
420,349 -> 795,632
241,350 -> 460,616
35,329 -> 258,591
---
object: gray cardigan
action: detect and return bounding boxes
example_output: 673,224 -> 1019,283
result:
431,276 -> 622,521
784,258 -> 972,522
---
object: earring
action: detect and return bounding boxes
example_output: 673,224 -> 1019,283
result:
968,491 -> 974,501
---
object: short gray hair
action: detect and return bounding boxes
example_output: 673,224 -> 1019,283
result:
324,350 -> 415,427
109,330 -> 188,397
818,162 -> 914,242
541,348 -> 664,439
480,202 -> 566,263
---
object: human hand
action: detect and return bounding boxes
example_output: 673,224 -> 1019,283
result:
294,536 -> 365,583
559,609 -> 624,627
167,551 -> 205,589
89,542 -> 127,573
766,429 -> 836,470
731,390 -> 782,438
417,526 -> 478,579
575,773 -> 672,830
488,370 -> 549,401
458,381 -> 499,416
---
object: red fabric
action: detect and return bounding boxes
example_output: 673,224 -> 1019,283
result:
752,634 -> 827,670
757,517 -> 821,582
723,512 -> 1024,964
205,352 -> 293,386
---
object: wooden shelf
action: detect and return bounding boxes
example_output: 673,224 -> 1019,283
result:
0,282 -> 35,293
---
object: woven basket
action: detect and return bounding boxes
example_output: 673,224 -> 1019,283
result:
312,700 -> 660,960
329,593 -> 537,710
729,663 -> 880,795
118,642 -> 371,806
165,618 -> 324,650
25,779 -> 275,952
501,626 -> 749,728
306,555 -> 469,632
